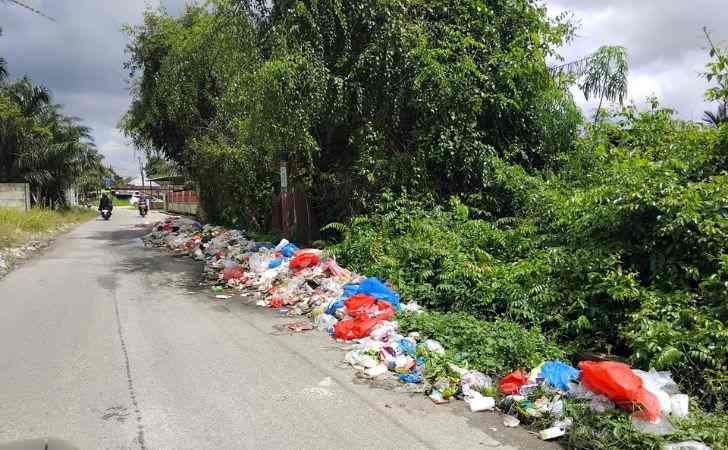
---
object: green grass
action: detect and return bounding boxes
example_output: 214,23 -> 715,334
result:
0,207 -> 96,249
112,196 -> 130,207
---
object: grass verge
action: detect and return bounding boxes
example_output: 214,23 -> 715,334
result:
0,207 -> 96,249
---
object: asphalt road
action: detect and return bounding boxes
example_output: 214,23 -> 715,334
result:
0,208 -> 560,450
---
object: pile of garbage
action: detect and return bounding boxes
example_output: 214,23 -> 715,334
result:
143,216 -> 707,449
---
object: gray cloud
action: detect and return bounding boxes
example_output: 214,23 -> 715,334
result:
548,0 -> 728,119
2,1 -> 726,176
0,0 -> 186,176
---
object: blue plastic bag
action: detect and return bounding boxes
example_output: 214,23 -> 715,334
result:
342,278 -> 401,309
325,299 -> 345,315
280,243 -> 299,258
268,259 -> 283,269
398,338 -> 416,356
540,360 -> 580,391
399,373 -> 422,384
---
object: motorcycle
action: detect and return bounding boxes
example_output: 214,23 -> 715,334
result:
100,209 -> 112,220
138,202 -> 148,217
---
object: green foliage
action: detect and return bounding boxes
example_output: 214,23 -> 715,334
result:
0,75 -> 105,205
331,103 -> 728,410
397,311 -> 564,375
564,402 -> 728,450
122,0 -> 581,227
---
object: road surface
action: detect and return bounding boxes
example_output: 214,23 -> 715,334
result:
0,208 -> 559,450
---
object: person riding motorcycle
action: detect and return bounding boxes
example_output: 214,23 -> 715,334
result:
98,193 -> 113,212
138,193 -> 150,216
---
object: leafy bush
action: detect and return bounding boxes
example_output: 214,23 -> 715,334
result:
396,310 -> 564,375
331,108 -> 728,409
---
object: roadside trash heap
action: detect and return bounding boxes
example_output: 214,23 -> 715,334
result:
143,216 -> 706,449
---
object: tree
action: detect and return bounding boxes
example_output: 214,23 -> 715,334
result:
703,102 -> 727,127
551,45 -> 629,122
1,77 -> 103,206
0,28 -> 7,81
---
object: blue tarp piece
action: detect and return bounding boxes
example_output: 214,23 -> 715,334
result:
341,277 -> 401,309
268,259 -> 283,269
540,360 -> 580,391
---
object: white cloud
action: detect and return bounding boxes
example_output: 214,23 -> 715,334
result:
547,0 -> 728,120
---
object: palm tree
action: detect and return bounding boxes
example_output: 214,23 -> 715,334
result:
0,27 -> 7,81
703,102 -> 728,127
551,46 -> 629,122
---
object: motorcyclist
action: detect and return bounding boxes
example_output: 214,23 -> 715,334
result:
98,193 -> 113,212
138,193 -> 149,216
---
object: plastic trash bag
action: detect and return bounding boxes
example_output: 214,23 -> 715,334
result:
274,239 -> 289,251
344,294 -> 396,320
325,298 -> 345,315
281,243 -> 299,258
399,373 -> 422,384
671,394 -> 689,418
466,392 -> 496,412
268,258 -> 283,269
461,371 -> 492,395
290,251 -> 320,271
334,316 -> 387,340
397,338 -> 417,356
344,294 -> 376,317
316,314 -> 338,334
578,361 -> 661,422
500,370 -> 528,395
321,259 -> 348,277
634,369 -> 673,415
370,321 -> 397,341
663,441 -> 712,450
223,266 -> 243,281
342,278 -> 401,309
540,360 -> 580,391
423,339 -> 445,354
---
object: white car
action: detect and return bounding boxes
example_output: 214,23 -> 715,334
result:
130,192 -> 141,205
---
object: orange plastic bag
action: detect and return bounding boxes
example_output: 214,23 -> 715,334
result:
499,370 -> 528,395
289,252 -> 320,271
334,316 -> 386,340
578,361 -> 660,422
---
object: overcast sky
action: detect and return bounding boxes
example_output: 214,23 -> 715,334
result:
1,1 -> 727,176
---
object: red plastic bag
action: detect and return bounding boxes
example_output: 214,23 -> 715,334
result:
334,316 -> 386,340
345,294 -> 376,317
344,294 -> 396,320
223,266 -> 243,281
269,297 -> 283,308
289,252 -> 320,271
578,361 -> 660,422
500,370 -> 528,395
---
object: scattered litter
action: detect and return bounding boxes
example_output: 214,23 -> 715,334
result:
143,216 -> 697,444
539,427 -> 566,440
503,415 -> 520,427
663,441 -> 712,450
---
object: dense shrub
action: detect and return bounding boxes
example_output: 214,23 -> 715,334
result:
397,311 -> 564,375
331,110 -> 728,409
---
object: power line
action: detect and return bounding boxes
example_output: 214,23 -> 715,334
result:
2,0 -> 56,21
